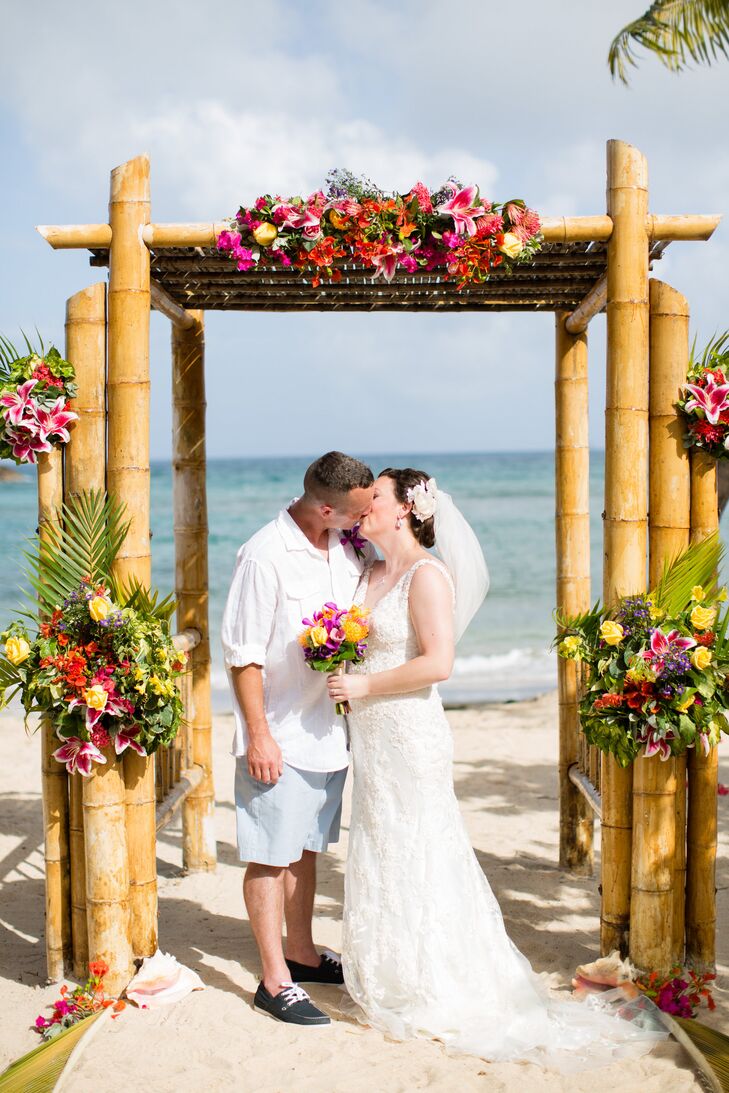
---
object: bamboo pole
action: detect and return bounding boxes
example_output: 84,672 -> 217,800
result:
82,745 -> 133,993
38,448 -> 71,981
151,280 -> 197,330
64,282 -> 107,979
641,279 -> 691,969
565,275 -> 607,335
172,312 -> 217,871
601,140 -> 650,957
686,450 -> 719,970
554,312 -> 594,874
107,155 -> 157,960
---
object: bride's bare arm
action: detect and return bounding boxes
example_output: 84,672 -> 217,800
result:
327,565 -> 455,701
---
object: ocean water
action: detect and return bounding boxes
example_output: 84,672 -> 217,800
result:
2,450 -> 715,707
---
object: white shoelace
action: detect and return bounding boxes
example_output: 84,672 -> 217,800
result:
278,982 -> 309,1006
321,949 -> 342,967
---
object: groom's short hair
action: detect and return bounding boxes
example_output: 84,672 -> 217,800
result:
304,451 -> 374,504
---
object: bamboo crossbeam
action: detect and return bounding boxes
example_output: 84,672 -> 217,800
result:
155,766 -> 204,832
172,628 -> 202,653
38,449 -> 70,983
555,312 -> 594,875
172,311 -> 217,872
568,765 -> 603,820
564,275 -> 607,334
151,279 -> 197,330
35,212 -> 721,253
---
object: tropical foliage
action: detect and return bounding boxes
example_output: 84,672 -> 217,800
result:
217,170 -> 542,289
0,334 -> 77,465
555,534 -> 729,766
0,491 -> 187,774
677,331 -> 729,458
609,0 -> 729,83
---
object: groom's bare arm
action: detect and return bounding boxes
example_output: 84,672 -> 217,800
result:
231,665 -> 284,784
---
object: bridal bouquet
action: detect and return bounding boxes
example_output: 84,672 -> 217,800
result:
677,331 -> 729,459
555,534 -> 729,766
299,602 -> 370,715
0,491 -> 187,774
0,339 -> 78,465
217,169 -> 541,289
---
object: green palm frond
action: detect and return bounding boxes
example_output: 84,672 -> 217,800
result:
24,491 -> 130,616
0,1010 -> 104,1092
553,600 -> 604,641
690,329 -> 729,371
609,0 -> 729,84
649,531 -> 724,615
668,1015 -> 729,1092
118,578 -> 176,624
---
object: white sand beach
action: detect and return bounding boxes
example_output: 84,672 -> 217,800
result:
1,690 -> 726,1092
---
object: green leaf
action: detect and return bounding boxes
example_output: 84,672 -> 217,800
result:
0,1010 -> 105,1092
649,532 -> 724,616
608,0 -> 729,84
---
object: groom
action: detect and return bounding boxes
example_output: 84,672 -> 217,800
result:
221,451 -> 375,1026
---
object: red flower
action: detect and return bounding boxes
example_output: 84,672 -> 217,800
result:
695,631 -> 715,646
690,419 -> 726,445
593,692 -> 624,710
627,691 -> 646,710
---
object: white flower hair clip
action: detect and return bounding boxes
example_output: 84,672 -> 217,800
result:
406,477 -> 438,522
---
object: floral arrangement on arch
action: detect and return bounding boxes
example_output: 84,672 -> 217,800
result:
0,336 -> 78,465
555,534 -> 729,767
217,169 -> 542,289
0,491 -> 187,775
677,331 -> 729,459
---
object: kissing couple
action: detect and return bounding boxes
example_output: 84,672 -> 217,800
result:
221,451 -> 661,1066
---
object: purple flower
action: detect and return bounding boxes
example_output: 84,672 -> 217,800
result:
340,524 -> 368,560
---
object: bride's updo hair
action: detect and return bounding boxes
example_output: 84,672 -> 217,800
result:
379,467 -> 436,548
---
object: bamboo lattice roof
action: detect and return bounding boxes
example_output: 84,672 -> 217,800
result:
89,240 -> 668,314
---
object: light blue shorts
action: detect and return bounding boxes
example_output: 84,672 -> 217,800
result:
234,760 -> 348,867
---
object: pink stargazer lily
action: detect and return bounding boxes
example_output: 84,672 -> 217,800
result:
4,423 -> 53,463
684,376 -> 729,424
436,183 -> 485,236
0,378 -> 39,425
114,724 -> 147,757
371,245 -> 403,281
643,734 -> 672,761
52,736 -> 107,776
35,398 -> 77,442
68,692 -> 126,733
643,628 -> 696,672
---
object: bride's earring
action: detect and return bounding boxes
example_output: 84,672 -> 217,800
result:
395,515 -> 402,530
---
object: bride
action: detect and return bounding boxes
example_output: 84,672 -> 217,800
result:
326,468 -> 662,1067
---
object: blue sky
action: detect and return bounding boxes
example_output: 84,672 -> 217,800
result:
1,0 -> 727,459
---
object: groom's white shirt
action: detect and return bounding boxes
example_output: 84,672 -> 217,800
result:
221,504 -> 369,772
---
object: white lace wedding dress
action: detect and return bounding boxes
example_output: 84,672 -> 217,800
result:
342,558 -> 663,1068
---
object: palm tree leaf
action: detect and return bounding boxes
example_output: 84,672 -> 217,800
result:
117,579 -> 177,624
666,1015 -> 729,1093
649,532 -> 724,615
0,1011 -> 104,1093
609,0 -> 729,83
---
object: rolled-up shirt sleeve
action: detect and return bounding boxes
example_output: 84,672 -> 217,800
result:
221,553 -> 278,668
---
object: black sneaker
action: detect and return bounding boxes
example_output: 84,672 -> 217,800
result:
253,981 -> 331,1026
285,949 -> 344,985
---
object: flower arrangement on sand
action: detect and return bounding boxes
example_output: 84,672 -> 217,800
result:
0,336 -> 78,465
677,331 -> 729,458
555,533 -> 729,766
573,952 -> 715,1019
0,491 -> 186,774
299,601 -> 370,714
217,169 -> 542,289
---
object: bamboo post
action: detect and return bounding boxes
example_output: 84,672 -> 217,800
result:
646,279 -> 690,967
38,448 -> 70,981
686,450 -> 719,969
107,155 -> 157,960
554,312 -> 593,874
64,282 -> 108,978
172,312 -> 217,871
601,140 -> 650,956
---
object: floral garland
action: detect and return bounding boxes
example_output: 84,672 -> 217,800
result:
676,331 -> 729,459
0,345 -> 77,465
1,579 -> 187,774
217,169 -> 542,289
555,537 -> 729,766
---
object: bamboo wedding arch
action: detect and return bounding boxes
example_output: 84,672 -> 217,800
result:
35,140 -> 721,992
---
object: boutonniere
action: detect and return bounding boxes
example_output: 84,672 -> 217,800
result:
340,523 -> 368,561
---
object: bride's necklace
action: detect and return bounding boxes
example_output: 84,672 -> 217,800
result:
372,557 -> 419,591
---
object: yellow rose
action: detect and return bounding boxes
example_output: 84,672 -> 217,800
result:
310,625 -> 329,647
691,647 -> 713,671
89,596 -> 112,622
675,691 -> 695,712
558,635 -> 582,658
691,586 -> 705,602
252,222 -> 278,247
498,232 -> 523,259
649,604 -> 665,621
329,210 -> 349,231
600,620 -> 624,646
5,636 -> 30,665
84,684 -> 108,710
690,605 -> 716,631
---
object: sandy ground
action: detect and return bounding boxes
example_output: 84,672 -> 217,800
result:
0,690 -> 726,1092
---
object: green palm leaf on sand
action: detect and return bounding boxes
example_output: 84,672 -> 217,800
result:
0,1011 -> 104,1093
664,1015 -> 729,1093
609,0 -> 729,83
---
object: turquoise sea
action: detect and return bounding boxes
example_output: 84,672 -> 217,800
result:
3,451 -> 723,706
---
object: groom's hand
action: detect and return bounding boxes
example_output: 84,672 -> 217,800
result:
247,731 -> 284,785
